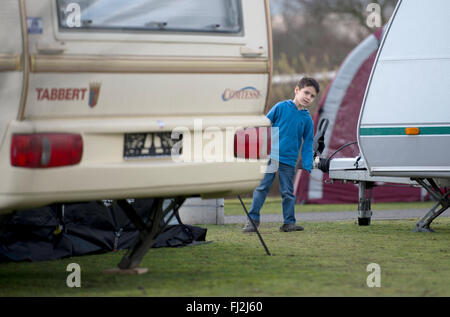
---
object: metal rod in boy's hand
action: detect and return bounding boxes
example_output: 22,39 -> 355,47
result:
237,195 -> 271,256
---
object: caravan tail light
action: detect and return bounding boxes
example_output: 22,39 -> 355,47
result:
234,127 -> 271,159
11,133 -> 83,168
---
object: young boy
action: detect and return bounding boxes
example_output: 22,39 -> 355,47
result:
243,77 -> 319,233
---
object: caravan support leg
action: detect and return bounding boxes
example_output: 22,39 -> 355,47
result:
358,181 -> 373,226
115,197 -> 186,270
412,179 -> 449,232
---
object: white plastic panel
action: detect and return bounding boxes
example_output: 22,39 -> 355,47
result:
358,0 -> 450,178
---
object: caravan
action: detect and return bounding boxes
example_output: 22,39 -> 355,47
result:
326,0 -> 450,231
0,0 -> 272,213
0,0 -> 273,268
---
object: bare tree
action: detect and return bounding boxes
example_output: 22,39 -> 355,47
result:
271,0 -> 398,73
269,0 -> 398,111
281,0 -> 398,33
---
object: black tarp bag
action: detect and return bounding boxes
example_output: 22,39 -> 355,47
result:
0,199 -> 207,263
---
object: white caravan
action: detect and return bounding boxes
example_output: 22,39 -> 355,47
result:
326,0 -> 450,232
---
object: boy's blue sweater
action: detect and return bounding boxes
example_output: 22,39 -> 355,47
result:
266,99 -> 314,172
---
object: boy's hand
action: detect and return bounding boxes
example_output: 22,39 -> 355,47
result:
298,164 -> 311,173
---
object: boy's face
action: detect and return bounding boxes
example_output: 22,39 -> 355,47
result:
294,85 -> 318,108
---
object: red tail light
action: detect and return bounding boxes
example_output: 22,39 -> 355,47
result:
234,127 -> 271,159
11,133 -> 83,168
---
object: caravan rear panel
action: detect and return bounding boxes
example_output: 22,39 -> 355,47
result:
358,0 -> 450,178
0,0 -> 273,213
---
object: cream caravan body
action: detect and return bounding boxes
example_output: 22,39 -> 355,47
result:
0,0 -> 273,214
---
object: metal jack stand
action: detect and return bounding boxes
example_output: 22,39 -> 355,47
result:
238,195 -> 271,256
358,181 -> 374,226
114,197 -> 186,270
412,179 -> 450,232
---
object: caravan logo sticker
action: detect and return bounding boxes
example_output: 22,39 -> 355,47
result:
222,86 -> 261,101
88,83 -> 101,108
35,83 -> 101,108
36,87 -> 87,101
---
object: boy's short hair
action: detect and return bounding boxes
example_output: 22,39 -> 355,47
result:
297,77 -> 320,94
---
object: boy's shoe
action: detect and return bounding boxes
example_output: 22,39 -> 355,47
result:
280,223 -> 304,232
242,219 -> 260,233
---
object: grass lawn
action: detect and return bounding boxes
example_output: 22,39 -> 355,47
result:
224,197 -> 435,216
1,217 -> 449,297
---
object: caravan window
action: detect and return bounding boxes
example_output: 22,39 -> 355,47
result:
56,0 -> 242,34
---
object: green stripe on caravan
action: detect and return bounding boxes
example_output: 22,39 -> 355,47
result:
360,127 -> 450,136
